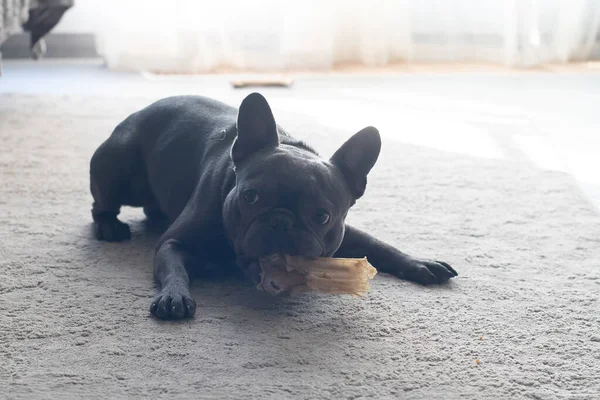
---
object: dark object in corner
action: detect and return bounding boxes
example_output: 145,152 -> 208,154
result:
22,0 -> 75,59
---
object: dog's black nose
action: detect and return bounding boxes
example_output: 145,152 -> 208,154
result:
268,213 -> 294,232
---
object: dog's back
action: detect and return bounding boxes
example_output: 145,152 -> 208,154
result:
90,96 -> 239,237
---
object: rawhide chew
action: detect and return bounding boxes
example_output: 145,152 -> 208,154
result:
258,255 -> 377,296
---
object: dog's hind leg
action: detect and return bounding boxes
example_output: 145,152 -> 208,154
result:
89,140 -> 134,242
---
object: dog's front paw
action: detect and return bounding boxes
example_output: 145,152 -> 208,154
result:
403,259 -> 458,285
94,219 -> 131,242
150,287 -> 196,320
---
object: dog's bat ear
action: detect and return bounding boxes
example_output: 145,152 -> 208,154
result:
330,126 -> 381,198
232,93 -> 279,166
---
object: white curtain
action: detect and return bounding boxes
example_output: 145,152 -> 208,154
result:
83,0 -> 600,72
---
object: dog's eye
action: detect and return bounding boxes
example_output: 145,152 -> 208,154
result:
243,189 -> 259,204
314,210 -> 330,225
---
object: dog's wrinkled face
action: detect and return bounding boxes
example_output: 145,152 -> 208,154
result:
222,93 -> 381,283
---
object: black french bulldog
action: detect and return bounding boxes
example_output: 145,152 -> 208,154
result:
90,93 -> 457,320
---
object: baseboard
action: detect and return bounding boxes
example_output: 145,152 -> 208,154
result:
0,33 -> 97,59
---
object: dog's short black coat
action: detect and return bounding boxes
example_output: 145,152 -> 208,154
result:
90,93 -> 457,320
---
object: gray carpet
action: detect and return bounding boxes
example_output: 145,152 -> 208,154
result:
1,93 -> 599,399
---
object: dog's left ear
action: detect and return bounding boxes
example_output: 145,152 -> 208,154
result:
330,126 -> 381,198
232,92 -> 279,166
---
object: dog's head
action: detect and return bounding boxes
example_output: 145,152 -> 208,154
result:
223,93 -> 381,282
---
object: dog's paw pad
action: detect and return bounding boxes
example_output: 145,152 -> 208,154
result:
150,289 -> 196,320
406,259 -> 458,285
95,219 -> 131,242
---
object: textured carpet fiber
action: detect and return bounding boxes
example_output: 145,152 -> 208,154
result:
1,94 -> 599,399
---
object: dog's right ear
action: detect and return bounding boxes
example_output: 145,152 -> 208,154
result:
232,93 -> 280,166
